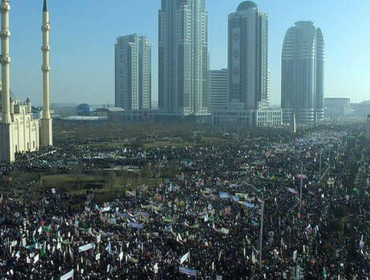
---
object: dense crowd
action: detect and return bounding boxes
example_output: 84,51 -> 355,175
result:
1,126 -> 370,279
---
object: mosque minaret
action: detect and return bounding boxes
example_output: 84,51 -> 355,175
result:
0,0 -> 15,162
41,0 -> 53,147
0,0 -> 53,162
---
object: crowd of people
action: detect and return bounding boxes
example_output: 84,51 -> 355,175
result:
0,126 -> 369,279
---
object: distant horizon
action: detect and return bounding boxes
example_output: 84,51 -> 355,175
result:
7,0 -> 370,106
47,99 -> 370,110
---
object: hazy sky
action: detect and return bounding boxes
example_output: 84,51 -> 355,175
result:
8,0 -> 370,106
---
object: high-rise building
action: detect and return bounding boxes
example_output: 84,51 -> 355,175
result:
281,21 -> 325,125
115,34 -> 151,111
213,1 -> 281,128
228,1 -> 269,110
208,69 -> 229,113
158,0 -> 208,116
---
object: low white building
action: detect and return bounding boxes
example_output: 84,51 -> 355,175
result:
213,102 -> 282,128
5,98 -> 40,153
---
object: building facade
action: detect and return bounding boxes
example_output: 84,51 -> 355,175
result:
213,108 -> 282,128
7,98 -> 40,154
158,0 -> 208,116
324,98 -> 351,117
115,34 -> 152,111
228,1 -> 269,110
213,1 -> 281,128
281,21 -> 325,125
208,69 -> 228,113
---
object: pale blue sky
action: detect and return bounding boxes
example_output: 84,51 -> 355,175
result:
8,0 -> 370,106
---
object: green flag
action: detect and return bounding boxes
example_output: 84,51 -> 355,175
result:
323,267 -> 327,278
41,245 -> 47,258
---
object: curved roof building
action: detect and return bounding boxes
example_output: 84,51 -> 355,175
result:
281,21 -> 325,125
228,1 -> 269,110
237,1 -> 258,11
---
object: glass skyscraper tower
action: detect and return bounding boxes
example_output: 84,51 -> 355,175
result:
228,1 -> 269,110
158,0 -> 208,116
281,21 -> 325,125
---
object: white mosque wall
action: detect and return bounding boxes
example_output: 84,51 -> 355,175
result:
11,105 -> 39,153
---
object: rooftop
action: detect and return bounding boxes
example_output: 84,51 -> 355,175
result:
237,1 -> 258,12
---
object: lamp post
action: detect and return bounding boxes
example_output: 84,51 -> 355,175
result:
289,156 -> 304,214
259,192 -> 265,269
245,183 -> 265,269
245,180 -> 296,270
319,149 -> 322,181
299,160 -> 303,212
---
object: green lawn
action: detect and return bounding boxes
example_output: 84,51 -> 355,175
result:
40,173 -> 160,197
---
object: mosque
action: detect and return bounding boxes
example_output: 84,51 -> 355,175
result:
0,0 -> 53,162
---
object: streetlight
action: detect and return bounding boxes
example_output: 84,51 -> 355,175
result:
299,161 -> 303,212
244,180 -> 296,269
289,156 -> 304,214
244,183 -> 265,269
319,149 -> 322,180
259,193 -> 265,269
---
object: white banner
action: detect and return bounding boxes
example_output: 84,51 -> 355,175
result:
78,243 -> 95,253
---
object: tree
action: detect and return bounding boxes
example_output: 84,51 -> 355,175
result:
107,171 -> 118,190
140,163 -> 153,181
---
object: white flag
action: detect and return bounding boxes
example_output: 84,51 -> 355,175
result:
60,269 -> 74,280
119,252 -> 124,261
252,251 -> 256,264
360,235 -> 365,249
180,252 -> 190,264
204,213 -> 209,222
293,250 -> 298,260
176,233 -> 182,242
34,254 -> 40,264
154,263 -> 159,274
106,241 -> 112,255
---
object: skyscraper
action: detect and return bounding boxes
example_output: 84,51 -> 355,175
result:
115,34 -> 151,111
228,1 -> 269,110
281,21 -> 325,125
208,69 -> 229,113
158,0 -> 208,116
213,1 -> 281,128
